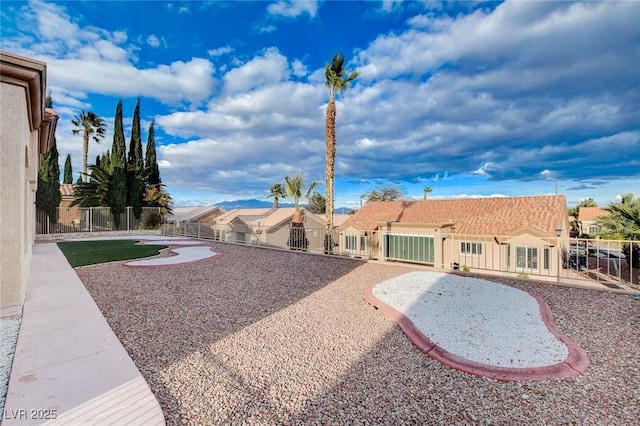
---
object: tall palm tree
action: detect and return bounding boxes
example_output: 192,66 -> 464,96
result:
324,53 -> 358,254
268,183 -> 287,209
424,186 -> 433,200
72,111 -> 106,182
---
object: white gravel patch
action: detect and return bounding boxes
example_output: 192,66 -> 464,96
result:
0,316 -> 21,414
372,271 -> 569,368
124,246 -> 217,266
138,240 -> 205,246
69,235 -> 193,242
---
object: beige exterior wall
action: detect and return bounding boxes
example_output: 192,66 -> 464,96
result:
339,225 -> 563,277
1,52 -> 55,316
0,83 -> 38,315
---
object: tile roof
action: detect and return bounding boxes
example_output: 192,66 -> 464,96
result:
59,183 -> 74,197
331,214 -> 350,227
165,206 -> 223,222
214,208 -> 274,226
578,207 -> 609,222
340,195 -> 568,237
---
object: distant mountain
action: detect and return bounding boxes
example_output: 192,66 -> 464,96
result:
216,199 -> 349,214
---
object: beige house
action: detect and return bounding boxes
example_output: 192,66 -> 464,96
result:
1,52 -> 58,316
211,208 -> 328,250
338,196 -> 569,277
165,206 -> 225,225
578,207 -> 609,236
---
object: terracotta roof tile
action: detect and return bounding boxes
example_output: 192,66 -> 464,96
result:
340,195 -> 567,237
59,183 -> 75,197
165,206 -> 223,222
578,207 -> 609,221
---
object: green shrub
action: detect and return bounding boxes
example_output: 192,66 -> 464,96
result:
517,272 -> 530,280
143,213 -> 163,229
462,265 -> 470,273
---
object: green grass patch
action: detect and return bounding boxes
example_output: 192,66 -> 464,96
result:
57,240 -> 168,267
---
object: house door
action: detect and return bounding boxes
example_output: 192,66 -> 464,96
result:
384,234 -> 435,264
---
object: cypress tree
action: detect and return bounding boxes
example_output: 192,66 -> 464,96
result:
63,154 -> 73,184
144,120 -> 161,186
127,98 -> 144,218
102,150 -> 111,172
36,137 -> 62,228
95,154 -> 101,168
109,100 -> 127,229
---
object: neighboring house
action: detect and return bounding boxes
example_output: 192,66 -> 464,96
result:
164,206 -> 225,239
1,52 -> 58,316
210,208 -> 273,243
165,206 -> 225,225
210,207 -> 329,250
332,214 -> 350,228
578,207 -> 609,236
338,195 -> 569,277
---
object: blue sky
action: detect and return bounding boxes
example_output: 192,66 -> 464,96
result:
2,0 -> 638,209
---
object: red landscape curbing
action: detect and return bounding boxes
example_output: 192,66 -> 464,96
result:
364,283 -> 591,382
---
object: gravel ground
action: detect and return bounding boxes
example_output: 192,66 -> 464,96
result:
0,316 -> 21,416
75,242 -> 640,425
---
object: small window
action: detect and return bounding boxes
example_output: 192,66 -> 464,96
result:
460,241 -> 483,255
359,236 -> 365,252
345,235 -> 357,251
543,247 -> 550,270
517,246 -> 538,270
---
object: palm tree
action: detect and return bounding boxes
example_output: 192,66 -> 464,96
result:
595,193 -> 640,267
284,173 -> 319,224
285,174 -> 319,251
424,186 -> 433,200
268,183 -> 287,209
324,53 -> 358,253
72,111 -> 106,182
70,164 -> 112,207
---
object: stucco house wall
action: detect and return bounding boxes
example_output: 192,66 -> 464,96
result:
1,52 -> 57,316
338,196 -> 568,278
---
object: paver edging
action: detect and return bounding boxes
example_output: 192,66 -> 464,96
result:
364,279 -> 591,382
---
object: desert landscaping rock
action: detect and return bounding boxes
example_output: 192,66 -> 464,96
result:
76,243 -> 640,425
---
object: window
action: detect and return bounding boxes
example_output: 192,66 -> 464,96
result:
460,241 -> 483,255
516,246 -> 538,270
543,247 -> 551,270
384,234 -> 435,264
360,236 -> 366,252
588,225 -> 600,234
345,235 -> 357,251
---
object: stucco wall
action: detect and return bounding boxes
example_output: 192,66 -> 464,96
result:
0,83 -> 36,314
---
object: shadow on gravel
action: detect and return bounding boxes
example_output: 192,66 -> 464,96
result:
76,242 -> 364,422
76,246 -> 640,424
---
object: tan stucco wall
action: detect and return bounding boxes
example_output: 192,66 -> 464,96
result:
0,82 -> 38,315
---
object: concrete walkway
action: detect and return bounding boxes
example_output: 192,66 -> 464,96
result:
3,243 -> 165,425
